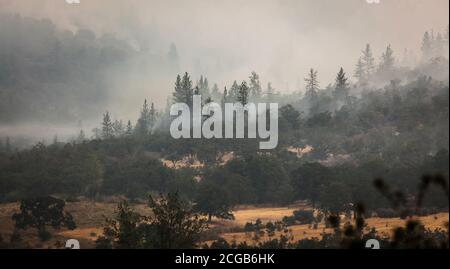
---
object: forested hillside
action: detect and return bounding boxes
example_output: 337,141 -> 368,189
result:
0,2 -> 448,249
0,14 -> 178,124
1,31 -> 448,216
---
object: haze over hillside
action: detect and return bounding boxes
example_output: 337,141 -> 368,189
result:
0,0 -> 448,251
0,0 -> 448,142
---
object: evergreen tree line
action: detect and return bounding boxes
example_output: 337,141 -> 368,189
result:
0,26 -> 448,224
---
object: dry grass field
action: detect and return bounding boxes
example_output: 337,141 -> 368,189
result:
0,201 -> 448,249
228,204 -> 308,226
218,212 -> 449,245
0,201 -> 153,249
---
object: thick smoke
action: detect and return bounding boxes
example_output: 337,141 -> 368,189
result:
0,0 -> 448,142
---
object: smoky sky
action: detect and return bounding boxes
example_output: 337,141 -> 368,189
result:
0,0 -> 448,128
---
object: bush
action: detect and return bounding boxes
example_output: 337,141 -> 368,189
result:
282,216 -> 297,226
293,210 -> 315,224
282,210 -> 315,226
95,192 -> 207,249
244,222 -> 254,232
12,197 -> 76,241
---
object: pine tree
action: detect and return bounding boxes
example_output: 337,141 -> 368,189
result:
198,76 -> 203,91
167,43 -> 179,71
229,81 -> 240,102
173,75 -> 183,102
434,32 -> 444,56
125,120 -> 133,136
135,99 -> 152,136
333,67 -> 349,102
77,130 -> 86,143
249,72 -> 262,99
379,44 -> 395,72
265,82 -> 275,102
354,57 -> 365,83
237,81 -> 249,105
401,48 -> 411,67
421,31 -> 432,59
361,44 -> 375,78
197,76 -> 210,98
305,68 -> 319,99
222,87 -> 228,104
102,112 -> 114,139
173,72 -> 194,108
150,102 -> 156,128
113,119 -> 125,137
204,77 -> 210,97
210,83 -> 221,101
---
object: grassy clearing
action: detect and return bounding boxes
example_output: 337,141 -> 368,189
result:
0,201 -> 447,248
218,212 -> 449,245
